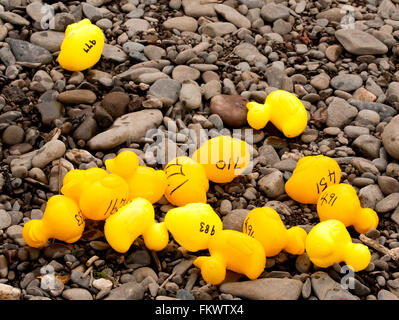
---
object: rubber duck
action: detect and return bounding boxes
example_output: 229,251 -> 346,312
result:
105,150 -> 167,204
246,90 -> 308,138
305,220 -> 371,271
104,198 -> 169,253
164,203 -> 222,252
58,19 -> 105,72
243,207 -> 307,257
317,183 -> 379,234
22,195 -> 85,248
194,230 -> 266,285
61,168 -> 129,221
191,136 -> 251,183
285,155 -> 341,204
164,157 -> 209,207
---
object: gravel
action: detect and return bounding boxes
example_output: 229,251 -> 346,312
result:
0,0 -> 399,302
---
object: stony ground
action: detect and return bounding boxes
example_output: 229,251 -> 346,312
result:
0,0 -> 399,301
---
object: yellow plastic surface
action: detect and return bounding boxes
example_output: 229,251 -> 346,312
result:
105,151 -> 167,204
305,219 -> 371,271
191,136 -> 251,183
243,207 -> 307,257
164,203 -> 222,252
58,19 -> 105,71
22,195 -> 85,248
104,198 -> 169,253
194,230 -> 266,285
317,183 -> 379,234
164,157 -> 209,207
285,155 -> 341,204
246,90 -> 308,138
61,168 -> 129,220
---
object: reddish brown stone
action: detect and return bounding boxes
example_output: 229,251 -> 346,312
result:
101,91 -> 130,119
210,94 -> 248,128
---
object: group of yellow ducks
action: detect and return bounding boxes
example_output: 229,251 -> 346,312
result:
22,138 -> 378,285
36,19 -> 379,285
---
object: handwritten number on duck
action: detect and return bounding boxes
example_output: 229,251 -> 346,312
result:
243,218 -> 254,237
199,222 -> 216,235
75,211 -> 84,226
215,157 -> 243,170
319,192 -> 338,207
104,198 -> 128,216
316,170 -> 336,194
83,40 -> 97,53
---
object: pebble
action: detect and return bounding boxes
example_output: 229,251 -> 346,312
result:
133,267 -> 158,283
5,38 -> 52,64
62,288 -> 93,300
172,65 -> 200,82
30,31 -> 65,53
88,109 -> 163,150
378,176 -> 399,195
382,115 -> 399,160
93,278 -> 113,291
163,16 -> 198,32
330,74 -> 363,92
376,193 -> 399,213
335,29 -> 388,55
327,98 -> 358,128
182,0 -> 216,18
222,209 -> 249,231
179,81 -> 202,110
200,21 -> 237,37
31,140 -> 66,169
2,125 -> 24,146
261,3 -> 290,23
378,289 -> 399,300
311,271 -> 358,300
220,278 -> 303,300
214,4 -> 251,29
104,282 -> 145,300
258,171 -> 285,198
58,90 -> 97,105
0,283 -> 21,300
352,135 -> 381,160
311,73 -> 330,90
210,95 -> 247,128
101,44 -> 128,63
6,225 -> 25,246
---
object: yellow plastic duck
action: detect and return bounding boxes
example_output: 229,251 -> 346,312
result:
305,220 -> 371,271
104,198 -> 169,253
164,203 -> 222,252
246,90 -> 308,138
61,168 -> 129,221
105,151 -> 167,204
22,195 -> 85,248
285,155 -> 341,204
164,157 -> 209,207
58,19 -> 105,72
194,230 -> 266,285
317,184 -> 379,234
191,136 -> 251,183
243,207 -> 307,257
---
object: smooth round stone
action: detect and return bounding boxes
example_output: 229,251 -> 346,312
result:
2,125 -> 24,145
0,210 -> 11,230
330,74 -> 363,92
172,65 -> 200,82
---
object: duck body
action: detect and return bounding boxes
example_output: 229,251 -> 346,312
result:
58,19 -> 105,71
